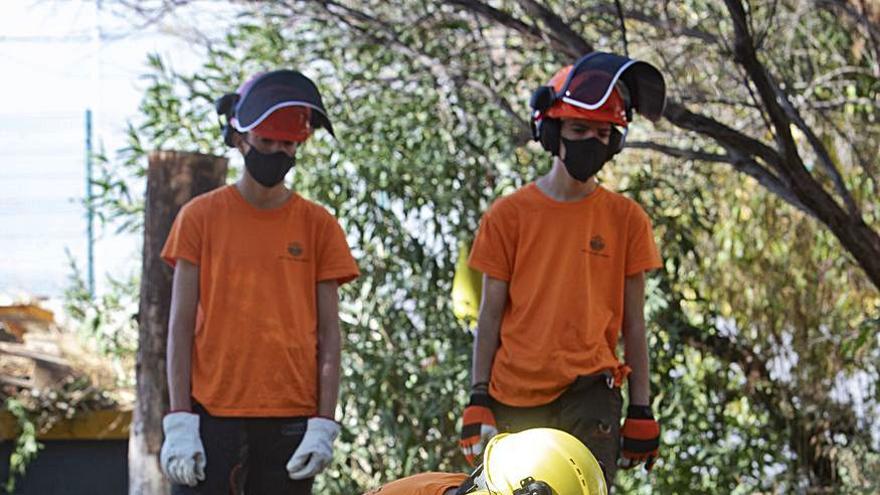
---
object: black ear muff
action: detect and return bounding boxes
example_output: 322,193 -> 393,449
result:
529,85 -> 562,155
538,118 -> 561,156
529,85 -> 557,113
608,126 -> 626,156
214,93 -> 240,148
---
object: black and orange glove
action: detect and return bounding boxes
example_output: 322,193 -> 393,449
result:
619,405 -> 660,471
459,385 -> 498,466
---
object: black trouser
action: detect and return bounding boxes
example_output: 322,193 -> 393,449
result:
490,372 -> 623,490
171,403 -> 314,495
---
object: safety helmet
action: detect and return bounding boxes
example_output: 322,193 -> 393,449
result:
464,428 -> 608,495
529,52 -> 666,157
215,69 -> 334,146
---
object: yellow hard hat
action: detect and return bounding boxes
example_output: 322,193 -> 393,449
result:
473,428 -> 607,495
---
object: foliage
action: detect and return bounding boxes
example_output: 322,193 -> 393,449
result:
98,0 -> 880,493
4,398 -> 41,494
62,252 -> 139,388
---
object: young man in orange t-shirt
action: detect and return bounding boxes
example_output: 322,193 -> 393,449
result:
159,70 -> 359,494
459,53 -> 667,489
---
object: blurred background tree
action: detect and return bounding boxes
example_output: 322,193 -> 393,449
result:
93,0 -> 880,493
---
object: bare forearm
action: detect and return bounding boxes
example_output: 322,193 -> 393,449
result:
472,311 -> 501,386
167,260 -> 199,412
316,280 -> 342,419
623,272 -> 651,406
317,322 -> 341,418
167,322 -> 194,411
624,324 -> 651,405
471,275 -> 508,387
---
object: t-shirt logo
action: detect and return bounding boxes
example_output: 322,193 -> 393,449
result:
287,242 -> 304,258
590,235 -> 606,252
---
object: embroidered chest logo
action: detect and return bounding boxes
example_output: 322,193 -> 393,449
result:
286,241 -> 306,261
586,235 -> 610,258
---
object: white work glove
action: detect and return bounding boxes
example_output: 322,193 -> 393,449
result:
286,417 -> 340,480
160,412 -> 206,487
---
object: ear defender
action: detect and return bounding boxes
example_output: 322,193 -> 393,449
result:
530,85 -> 562,155
529,85 -> 556,113
214,93 -> 240,148
538,118 -> 561,156
608,126 -> 627,155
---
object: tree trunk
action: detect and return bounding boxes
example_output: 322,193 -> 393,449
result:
129,151 -> 227,495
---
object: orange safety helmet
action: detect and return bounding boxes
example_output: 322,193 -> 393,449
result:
529,52 -> 667,157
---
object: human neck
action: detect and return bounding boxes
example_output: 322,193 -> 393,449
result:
536,159 -> 598,202
235,174 -> 292,209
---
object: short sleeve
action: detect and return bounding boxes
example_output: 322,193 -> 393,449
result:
316,214 -> 359,285
625,203 -> 662,276
161,202 -> 202,268
468,204 -> 517,282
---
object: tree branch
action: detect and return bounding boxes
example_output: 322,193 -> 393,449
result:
777,88 -> 862,217
589,4 -> 721,45
663,100 -> 786,174
724,0 -> 805,178
628,140 -> 813,216
444,0 -> 544,41
516,0 -> 592,57
626,141 -> 729,163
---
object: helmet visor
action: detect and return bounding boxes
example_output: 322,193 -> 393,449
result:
561,52 -> 666,121
562,68 -> 622,111
232,70 -> 335,137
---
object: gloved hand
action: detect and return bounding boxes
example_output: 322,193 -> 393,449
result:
619,405 -> 660,471
459,384 -> 498,466
160,412 -> 206,486
286,417 -> 340,480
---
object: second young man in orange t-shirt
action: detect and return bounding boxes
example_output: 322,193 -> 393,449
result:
459,52 -> 667,490
159,70 -> 359,494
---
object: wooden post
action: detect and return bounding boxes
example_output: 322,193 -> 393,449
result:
129,151 -> 227,495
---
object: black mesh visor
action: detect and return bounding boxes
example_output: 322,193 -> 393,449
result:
560,52 -> 666,121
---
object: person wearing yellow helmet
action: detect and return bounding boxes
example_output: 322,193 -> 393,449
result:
364,428 -> 606,495
459,52 -> 666,490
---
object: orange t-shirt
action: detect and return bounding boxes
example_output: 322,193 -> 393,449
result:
363,472 -> 468,495
161,185 -> 359,417
469,183 -> 661,407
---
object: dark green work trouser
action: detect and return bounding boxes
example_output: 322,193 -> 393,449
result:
490,372 -> 623,491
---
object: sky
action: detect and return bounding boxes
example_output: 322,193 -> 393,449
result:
0,0 -> 231,299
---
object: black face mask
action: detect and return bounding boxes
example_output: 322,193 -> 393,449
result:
560,137 -> 613,182
244,147 -> 294,187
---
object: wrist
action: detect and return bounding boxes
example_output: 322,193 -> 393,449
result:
626,404 -> 654,419
313,414 -> 338,424
468,390 -> 492,408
